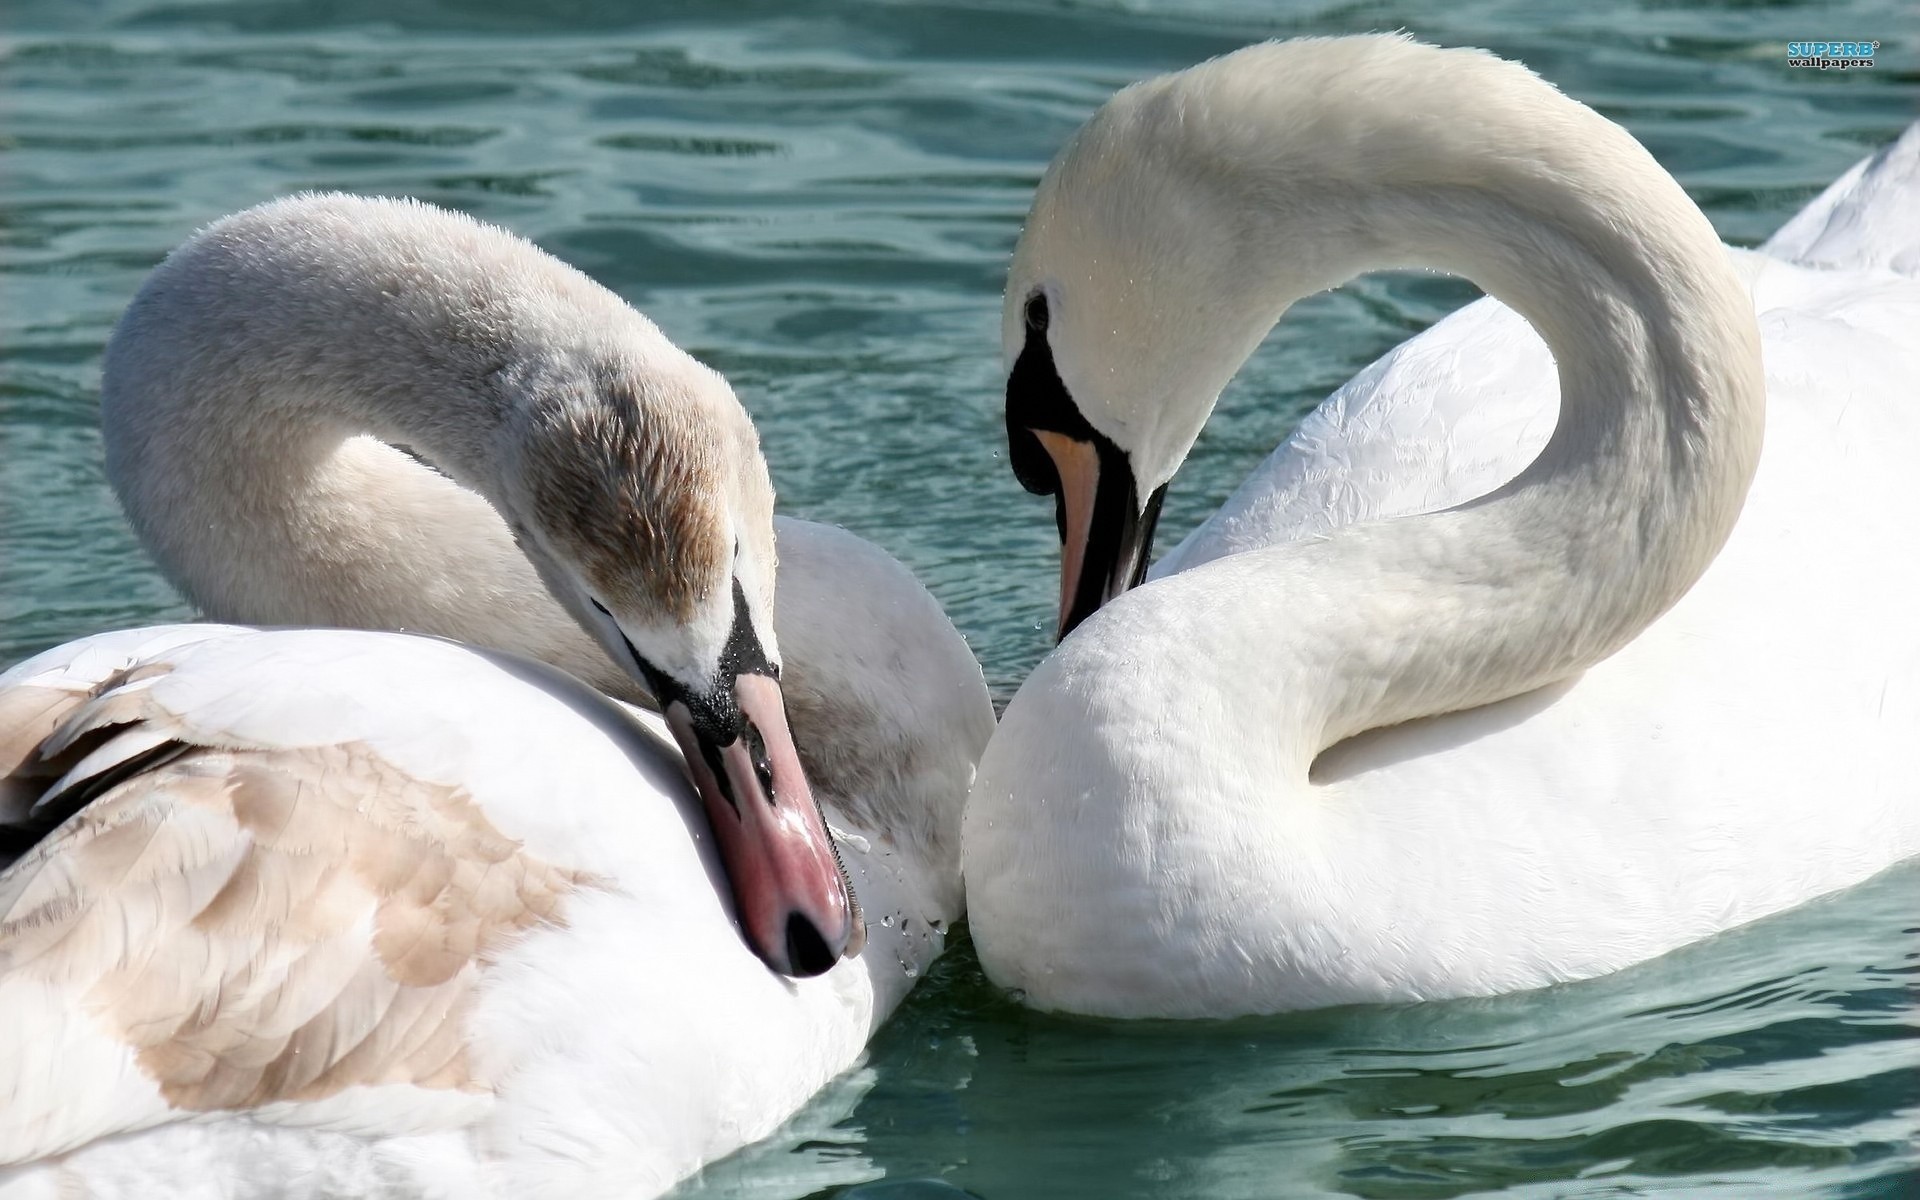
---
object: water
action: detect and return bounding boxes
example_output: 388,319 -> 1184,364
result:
2,0 -> 1915,1195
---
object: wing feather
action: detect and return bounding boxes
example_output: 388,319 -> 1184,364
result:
0,629 -> 595,1162
1762,121 -> 1920,276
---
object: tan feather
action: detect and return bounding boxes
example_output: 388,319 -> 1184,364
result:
520,372 -> 737,622
0,687 -> 79,825
0,683 -> 595,1115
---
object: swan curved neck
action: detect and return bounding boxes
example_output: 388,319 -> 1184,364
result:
1268,178 -> 1760,753
99,198 -> 668,699
97,197 -> 995,918
1042,38 -> 1765,757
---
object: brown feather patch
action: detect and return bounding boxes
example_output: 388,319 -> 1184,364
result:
519,371 -> 739,622
0,726 -> 593,1112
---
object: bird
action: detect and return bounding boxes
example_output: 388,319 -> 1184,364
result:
0,194 -> 994,1195
966,35 -> 1920,1019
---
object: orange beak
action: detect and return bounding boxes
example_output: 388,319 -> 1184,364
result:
1028,431 -> 1168,641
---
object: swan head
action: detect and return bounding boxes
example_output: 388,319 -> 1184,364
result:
1004,59 -> 1301,639
1004,37 -> 1452,638
501,356 -> 863,979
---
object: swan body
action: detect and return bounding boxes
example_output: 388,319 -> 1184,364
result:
968,36 -> 1920,1018
0,196 -> 995,1191
0,584 -> 988,1197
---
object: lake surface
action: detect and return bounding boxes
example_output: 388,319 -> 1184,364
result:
2,0 -> 1915,1195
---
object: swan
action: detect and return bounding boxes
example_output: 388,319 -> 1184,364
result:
965,35 -> 1920,1019
0,195 -> 995,1194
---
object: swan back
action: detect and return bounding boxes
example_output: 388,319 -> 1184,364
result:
0,627 -> 674,1164
1763,121 -> 1920,275
0,625 -> 939,1191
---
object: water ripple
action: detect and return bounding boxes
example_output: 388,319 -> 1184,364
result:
1,2 -> 1915,1196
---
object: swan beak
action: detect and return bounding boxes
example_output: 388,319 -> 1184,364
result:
665,673 -> 862,978
1033,429 -> 1167,641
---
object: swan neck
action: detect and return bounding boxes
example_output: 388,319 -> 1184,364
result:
1307,205 -> 1756,751
97,200 -> 652,698
1152,47 -> 1765,754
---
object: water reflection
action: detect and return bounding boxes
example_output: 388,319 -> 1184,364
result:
671,862 -> 1918,1198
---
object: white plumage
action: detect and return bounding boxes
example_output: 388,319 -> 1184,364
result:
0,607 -> 988,1198
967,37 -> 1920,1018
0,196 -> 994,1195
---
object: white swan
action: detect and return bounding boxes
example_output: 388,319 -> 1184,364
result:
0,195 -> 994,1194
965,36 -> 1920,1019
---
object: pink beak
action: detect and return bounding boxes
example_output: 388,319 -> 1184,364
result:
666,673 -> 864,976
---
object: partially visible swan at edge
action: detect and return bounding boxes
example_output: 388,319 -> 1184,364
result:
0,195 -> 995,1195
966,36 -> 1920,1019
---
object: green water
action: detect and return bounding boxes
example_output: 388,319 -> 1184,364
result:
2,0 -> 1915,1195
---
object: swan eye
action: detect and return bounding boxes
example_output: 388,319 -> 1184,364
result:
1024,292 -> 1050,332
587,580 -> 778,752
591,584 -> 781,748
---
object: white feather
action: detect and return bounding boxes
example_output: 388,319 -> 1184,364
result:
968,37 -> 1920,1018
0,194 -> 994,1196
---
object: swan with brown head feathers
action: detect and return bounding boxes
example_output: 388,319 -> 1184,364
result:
0,194 -> 994,1193
105,193 -> 857,975
969,35 -> 1920,1018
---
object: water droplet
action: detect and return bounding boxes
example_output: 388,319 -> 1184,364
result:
882,913 -> 895,928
